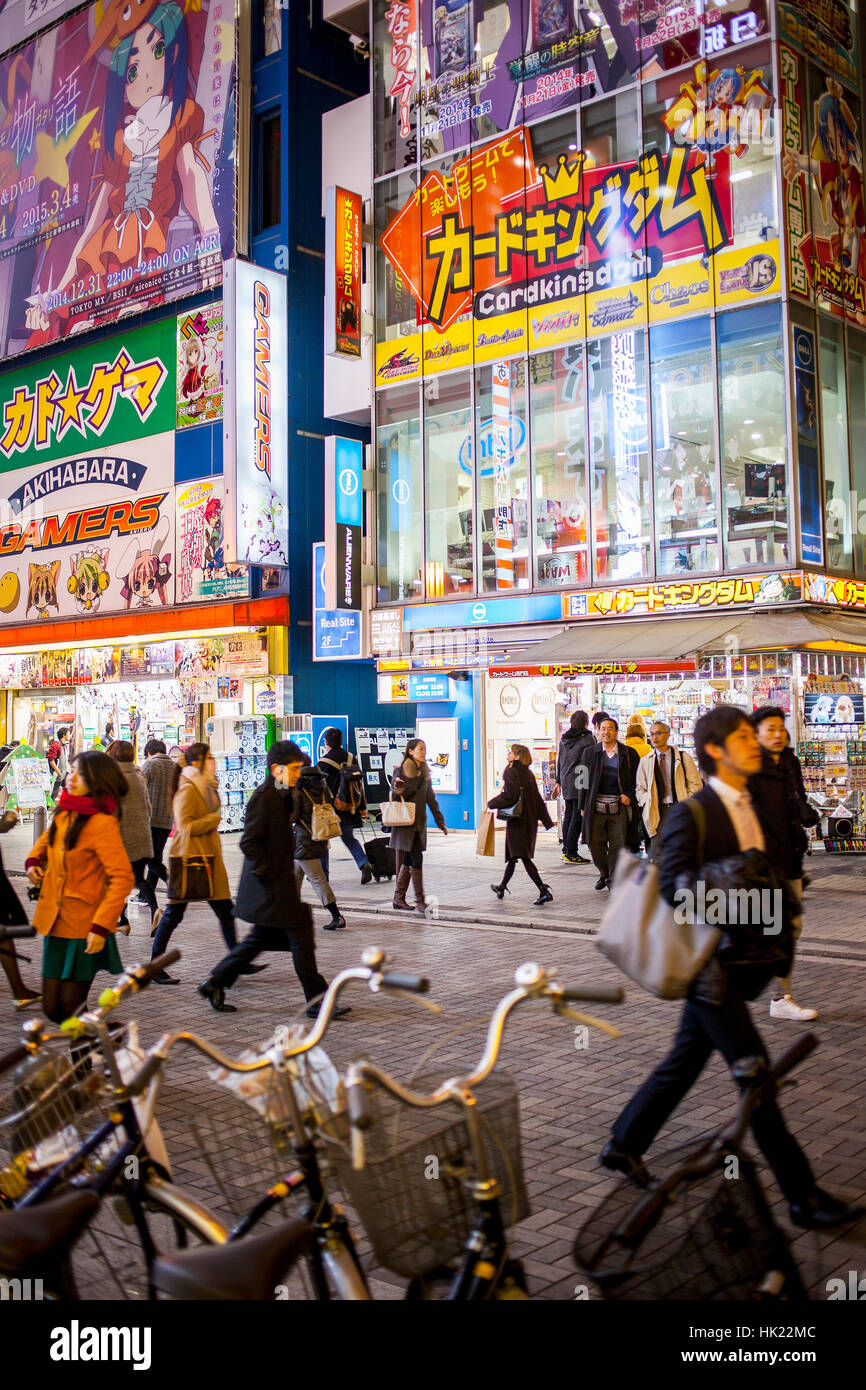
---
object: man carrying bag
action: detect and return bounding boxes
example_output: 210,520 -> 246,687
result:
596,706 -> 863,1234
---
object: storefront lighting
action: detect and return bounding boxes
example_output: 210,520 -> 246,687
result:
750,432 -> 762,440
426,562 -> 446,598
4,624 -> 261,656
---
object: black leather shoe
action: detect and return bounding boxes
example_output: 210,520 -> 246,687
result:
789,1189 -> 865,1229
238,963 -> 269,975
600,1141 -> 652,1188
197,981 -> 238,1013
594,875 -> 608,891
323,914 -> 347,930
490,883 -> 510,900
360,864 -> 373,884
305,1003 -> 352,1020
534,886 -> 553,905
152,971 -> 181,985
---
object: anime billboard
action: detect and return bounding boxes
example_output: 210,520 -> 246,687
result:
0,430 -> 175,622
781,42 -> 866,322
175,477 -> 248,602
375,0 -> 770,173
0,0 -> 235,362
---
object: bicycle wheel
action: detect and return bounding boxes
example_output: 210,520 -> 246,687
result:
64,1178 -> 226,1301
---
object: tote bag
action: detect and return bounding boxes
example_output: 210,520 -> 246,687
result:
381,795 -> 415,828
168,854 -> 215,902
595,800 -> 720,1000
475,809 -> 495,856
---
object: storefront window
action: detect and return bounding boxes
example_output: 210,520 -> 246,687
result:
580,88 -> 640,167
374,171 -> 421,348
847,326 -> 866,577
650,318 -> 719,575
820,318 -> 853,573
476,359 -> 530,591
530,347 -> 589,589
424,372 -> 474,596
377,384 -> 423,603
588,329 -> 651,581
717,302 -> 789,569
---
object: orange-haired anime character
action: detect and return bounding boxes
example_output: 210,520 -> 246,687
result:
26,1 -> 218,338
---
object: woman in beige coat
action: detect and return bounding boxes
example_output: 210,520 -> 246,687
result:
148,743 -> 241,984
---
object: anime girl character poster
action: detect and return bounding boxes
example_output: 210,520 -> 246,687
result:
783,70 -> 866,322
0,0 -> 235,359
175,303 -> 223,429
174,478 -> 247,602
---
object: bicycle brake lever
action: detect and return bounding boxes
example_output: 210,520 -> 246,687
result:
553,1001 -> 620,1038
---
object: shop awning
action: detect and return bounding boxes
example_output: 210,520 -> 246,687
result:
500,607 -> 866,666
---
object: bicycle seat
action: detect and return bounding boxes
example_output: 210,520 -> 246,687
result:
151,1218 -> 313,1300
0,1188 -> 100,1274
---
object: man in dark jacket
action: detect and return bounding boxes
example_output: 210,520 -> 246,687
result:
317,727 -> 372,884
198,741 -> 350,1018
553,710 -> 594,864
578,717 -> 639,889
749,706 -> 817,1023
600,705 -> 862,1232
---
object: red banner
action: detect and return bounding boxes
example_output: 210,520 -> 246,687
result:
333,188 -> 362,358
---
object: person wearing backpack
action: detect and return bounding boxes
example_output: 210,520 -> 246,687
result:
292,757 -> 347,930
317,727 -> 372,884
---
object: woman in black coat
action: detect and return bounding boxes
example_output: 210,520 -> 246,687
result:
488,744 -> 555,905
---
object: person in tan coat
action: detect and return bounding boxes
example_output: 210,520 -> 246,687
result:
26,751 -> 134,1023
148,742 -> 242,984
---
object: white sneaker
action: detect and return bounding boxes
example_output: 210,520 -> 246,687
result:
769,995 -> 818,1022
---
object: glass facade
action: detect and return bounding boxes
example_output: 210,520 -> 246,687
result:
370,0 -> 866,601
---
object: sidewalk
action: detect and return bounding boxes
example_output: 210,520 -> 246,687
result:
4,821 -> 865,959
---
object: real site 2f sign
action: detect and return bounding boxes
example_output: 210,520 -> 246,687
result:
222,259 -> 289,568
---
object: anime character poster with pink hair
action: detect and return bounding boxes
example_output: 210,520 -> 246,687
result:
0,0 -> 235,361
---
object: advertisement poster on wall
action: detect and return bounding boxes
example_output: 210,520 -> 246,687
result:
175,478 -> 248,603
415,716 -> 459,793
376,95 -> 778,384
376,0 -> 771,174
176,305 -> 224,430
0,0 -> 236,362
223,259 -> 290,567
779,38 -> 866,322
0,430 -> 176,621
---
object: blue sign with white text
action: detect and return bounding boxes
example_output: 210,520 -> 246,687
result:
335,437 -> 364,528
409,673 -> 452,701
313,541 -> 362,660
402,593 -> 562,631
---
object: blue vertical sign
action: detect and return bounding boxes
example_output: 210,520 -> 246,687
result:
793,327 -> 823,566
313,542 -> 362,661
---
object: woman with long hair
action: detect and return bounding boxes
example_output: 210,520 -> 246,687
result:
389,737 -> 447,913
106,740 -> 158,932
25,751 -> 134,1023
148,742 -> 249,984
488,744 -> 554,905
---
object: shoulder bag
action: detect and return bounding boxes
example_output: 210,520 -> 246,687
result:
168,854 -> 215,902
495,794 -> 523,821
595,800 -> 721,1000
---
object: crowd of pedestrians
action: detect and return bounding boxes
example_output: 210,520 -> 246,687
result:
0,703 -> 861,1240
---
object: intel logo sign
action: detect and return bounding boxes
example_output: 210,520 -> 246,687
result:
458,414 -> 526,476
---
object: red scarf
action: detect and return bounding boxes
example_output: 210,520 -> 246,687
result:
58,790 -> 117,817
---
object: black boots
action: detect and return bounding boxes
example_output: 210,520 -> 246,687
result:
490,883 -> 511,900
533,885 -> 553,906
324,903 -> 347,930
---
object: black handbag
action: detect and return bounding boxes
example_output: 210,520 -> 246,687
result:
496,794 -> 523,822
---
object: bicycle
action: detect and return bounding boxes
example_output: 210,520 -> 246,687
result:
573,1033 -> 820,1301
0,946 -> 434,1300
335,962 -> 624,1300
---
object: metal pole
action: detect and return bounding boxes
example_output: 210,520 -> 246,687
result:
32,805 -> 46,843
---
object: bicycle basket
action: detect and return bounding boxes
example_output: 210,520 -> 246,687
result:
323,1070 -> 528,1280
573,1146 -> 799,1300
0,1032 -> 126,1205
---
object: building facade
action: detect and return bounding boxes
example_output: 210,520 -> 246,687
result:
321,0 -> 866,837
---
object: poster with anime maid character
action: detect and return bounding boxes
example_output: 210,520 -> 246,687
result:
0,0 -> 235,360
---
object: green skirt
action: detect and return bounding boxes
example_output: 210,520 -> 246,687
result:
42,934 -> 124,983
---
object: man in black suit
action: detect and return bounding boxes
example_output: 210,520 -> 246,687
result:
578,717 -> 639,890
600,705 -> 862,1231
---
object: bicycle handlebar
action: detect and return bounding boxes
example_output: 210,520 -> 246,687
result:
0,924 -> 36,940
345,962 -> 624,1161
379,972 -> 429,994
0,1042 -> 31,1076
768,1031 -> 818,1085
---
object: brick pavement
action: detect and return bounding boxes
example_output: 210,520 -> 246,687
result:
1,822 -> 864,1300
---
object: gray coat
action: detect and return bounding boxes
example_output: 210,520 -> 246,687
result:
388,755 -> 445,852
118,763 -> 154,862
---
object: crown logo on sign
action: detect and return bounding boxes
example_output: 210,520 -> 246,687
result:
540,150 -> 589,203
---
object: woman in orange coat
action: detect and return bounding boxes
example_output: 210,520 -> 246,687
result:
26,751 -> 134,1023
